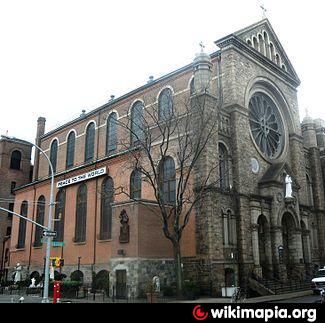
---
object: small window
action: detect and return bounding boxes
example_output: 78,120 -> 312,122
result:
8,203 -> 14,218
10,181 -> 16,194
34,196 -> 45,247
10,150 -> 21,170
49,139 -> 58,174
66,131 -> 76,169
190,78 -> 195,95
158,88 -> 173,120
130,101 -> 144,144
106,113 -> 118,155
75,184 -> 87,242
85,123 -> 95,162
130,169 -> 142,199
17,201 -> 28,249
158,156 -> 176,204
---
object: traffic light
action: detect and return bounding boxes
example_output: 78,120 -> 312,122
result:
55,257 -> 61,267
50,257 -> 56,267
59,258 -> 64,267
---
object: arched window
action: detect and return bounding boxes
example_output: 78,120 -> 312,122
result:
54,190 -> 66,242
270,43 -> 275,62
306,174 -> 314,207
159,157 -> 176,204
85,123 -> 95,162
34,196 -> 45,247
49,140 -> 58,174
258,34 -> 265,55
130,101 -> 144,144
130,169 -> 141,199
100,177 -> 114,240
253,36 -> 258,50
66,131 -> 75,169
219,143 -> 230,190
222,210 -> 236,246
158,88 -> 173,120
17,201 -> 28,249
263,31 -> 270,59
106,113 -> 117,155
275,53 -> 281,66
75,184 -> 87,242
10,150 -> 21,170
247,39 -> 252,47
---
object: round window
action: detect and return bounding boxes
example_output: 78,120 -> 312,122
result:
249,92 -> 284,160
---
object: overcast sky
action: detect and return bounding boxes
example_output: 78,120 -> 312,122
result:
0,0 -> 324,143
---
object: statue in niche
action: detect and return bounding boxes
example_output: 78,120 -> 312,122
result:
119,209 -> 130,243
285,174 -> 293,198
14,263 -> 22,283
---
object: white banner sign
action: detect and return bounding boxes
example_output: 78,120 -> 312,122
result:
56,167 -> 107,188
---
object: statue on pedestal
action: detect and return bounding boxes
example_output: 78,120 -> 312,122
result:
285,174 -> 293,198
119,209 -> 130,243
14,263 -> 22,284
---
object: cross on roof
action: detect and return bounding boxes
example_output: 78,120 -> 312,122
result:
260,2 -> 267,18
199,41 -> 205,52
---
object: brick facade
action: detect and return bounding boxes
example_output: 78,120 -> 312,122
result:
8,19 -> 325,297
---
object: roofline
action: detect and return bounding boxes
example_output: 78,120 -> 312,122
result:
0,135 -> 33,147
39,50 -> 218,140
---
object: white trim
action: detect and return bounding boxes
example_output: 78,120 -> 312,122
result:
65,129 -> 77,141
127,99 -> 145,117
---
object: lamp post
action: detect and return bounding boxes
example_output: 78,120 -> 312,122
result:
7,137 -> 55,303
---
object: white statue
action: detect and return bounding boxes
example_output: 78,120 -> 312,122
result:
14,263 -> 22,283
152,276 -> 160,293
285,174 -> 293,198
29,278 -> 36,288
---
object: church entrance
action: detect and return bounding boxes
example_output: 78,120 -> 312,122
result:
115,269 -> 127,299
281,213 -> 296,279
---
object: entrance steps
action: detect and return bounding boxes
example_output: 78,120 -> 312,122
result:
249,277 -> 310,296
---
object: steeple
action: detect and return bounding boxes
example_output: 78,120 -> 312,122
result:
192,42 -> 212,94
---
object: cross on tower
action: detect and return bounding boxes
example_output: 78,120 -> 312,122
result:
260,2 -> 267,19
199,41 -> 205,52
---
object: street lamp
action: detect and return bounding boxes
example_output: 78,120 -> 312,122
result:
7,137 -> 55,303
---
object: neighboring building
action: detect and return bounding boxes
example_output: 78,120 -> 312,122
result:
9,19 -> 325,297
0,136 -> 32,282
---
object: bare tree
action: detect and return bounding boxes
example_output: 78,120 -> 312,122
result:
116,89 -> 220,297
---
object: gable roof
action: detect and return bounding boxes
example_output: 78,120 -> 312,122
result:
259,162 -> 299,189
215,19 -> 300,87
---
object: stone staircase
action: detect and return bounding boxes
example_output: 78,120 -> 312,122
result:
249,276 -> 311,296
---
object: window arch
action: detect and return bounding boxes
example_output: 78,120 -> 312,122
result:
275,53 -> 281,66
158,156 -> 176,204
106,113 -> 117,155
17,201 -> 28,249
253,36 -> 258,50
130,169 -> 141,199
54,190 -> 66,242
49,139 -> 58,174
130,101 -> 144,144
219,143 -> 230,190
34,196 -> 45,247
85,123 -> 95,162
222,209 -> 236,246
10,150 -> 21,170
66,131 -> 75,169
100,176 -> 114,240
75,184 -> 87,242
158,88 -> 173,120
258,34 -> 265,55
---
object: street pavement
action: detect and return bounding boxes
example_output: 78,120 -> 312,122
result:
0,289 -> 319,303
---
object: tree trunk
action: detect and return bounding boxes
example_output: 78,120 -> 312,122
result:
173,242 -> 183,299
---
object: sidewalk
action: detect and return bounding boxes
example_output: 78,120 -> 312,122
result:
171,290 -> 313,303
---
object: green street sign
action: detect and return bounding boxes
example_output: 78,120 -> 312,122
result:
52,241 -> 65,247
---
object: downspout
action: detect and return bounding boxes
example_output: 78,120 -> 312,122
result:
93,110 -> 101,270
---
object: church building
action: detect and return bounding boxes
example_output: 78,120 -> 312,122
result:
9,19 -> 325,297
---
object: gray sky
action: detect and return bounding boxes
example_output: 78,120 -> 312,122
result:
0,0 -> 324,143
